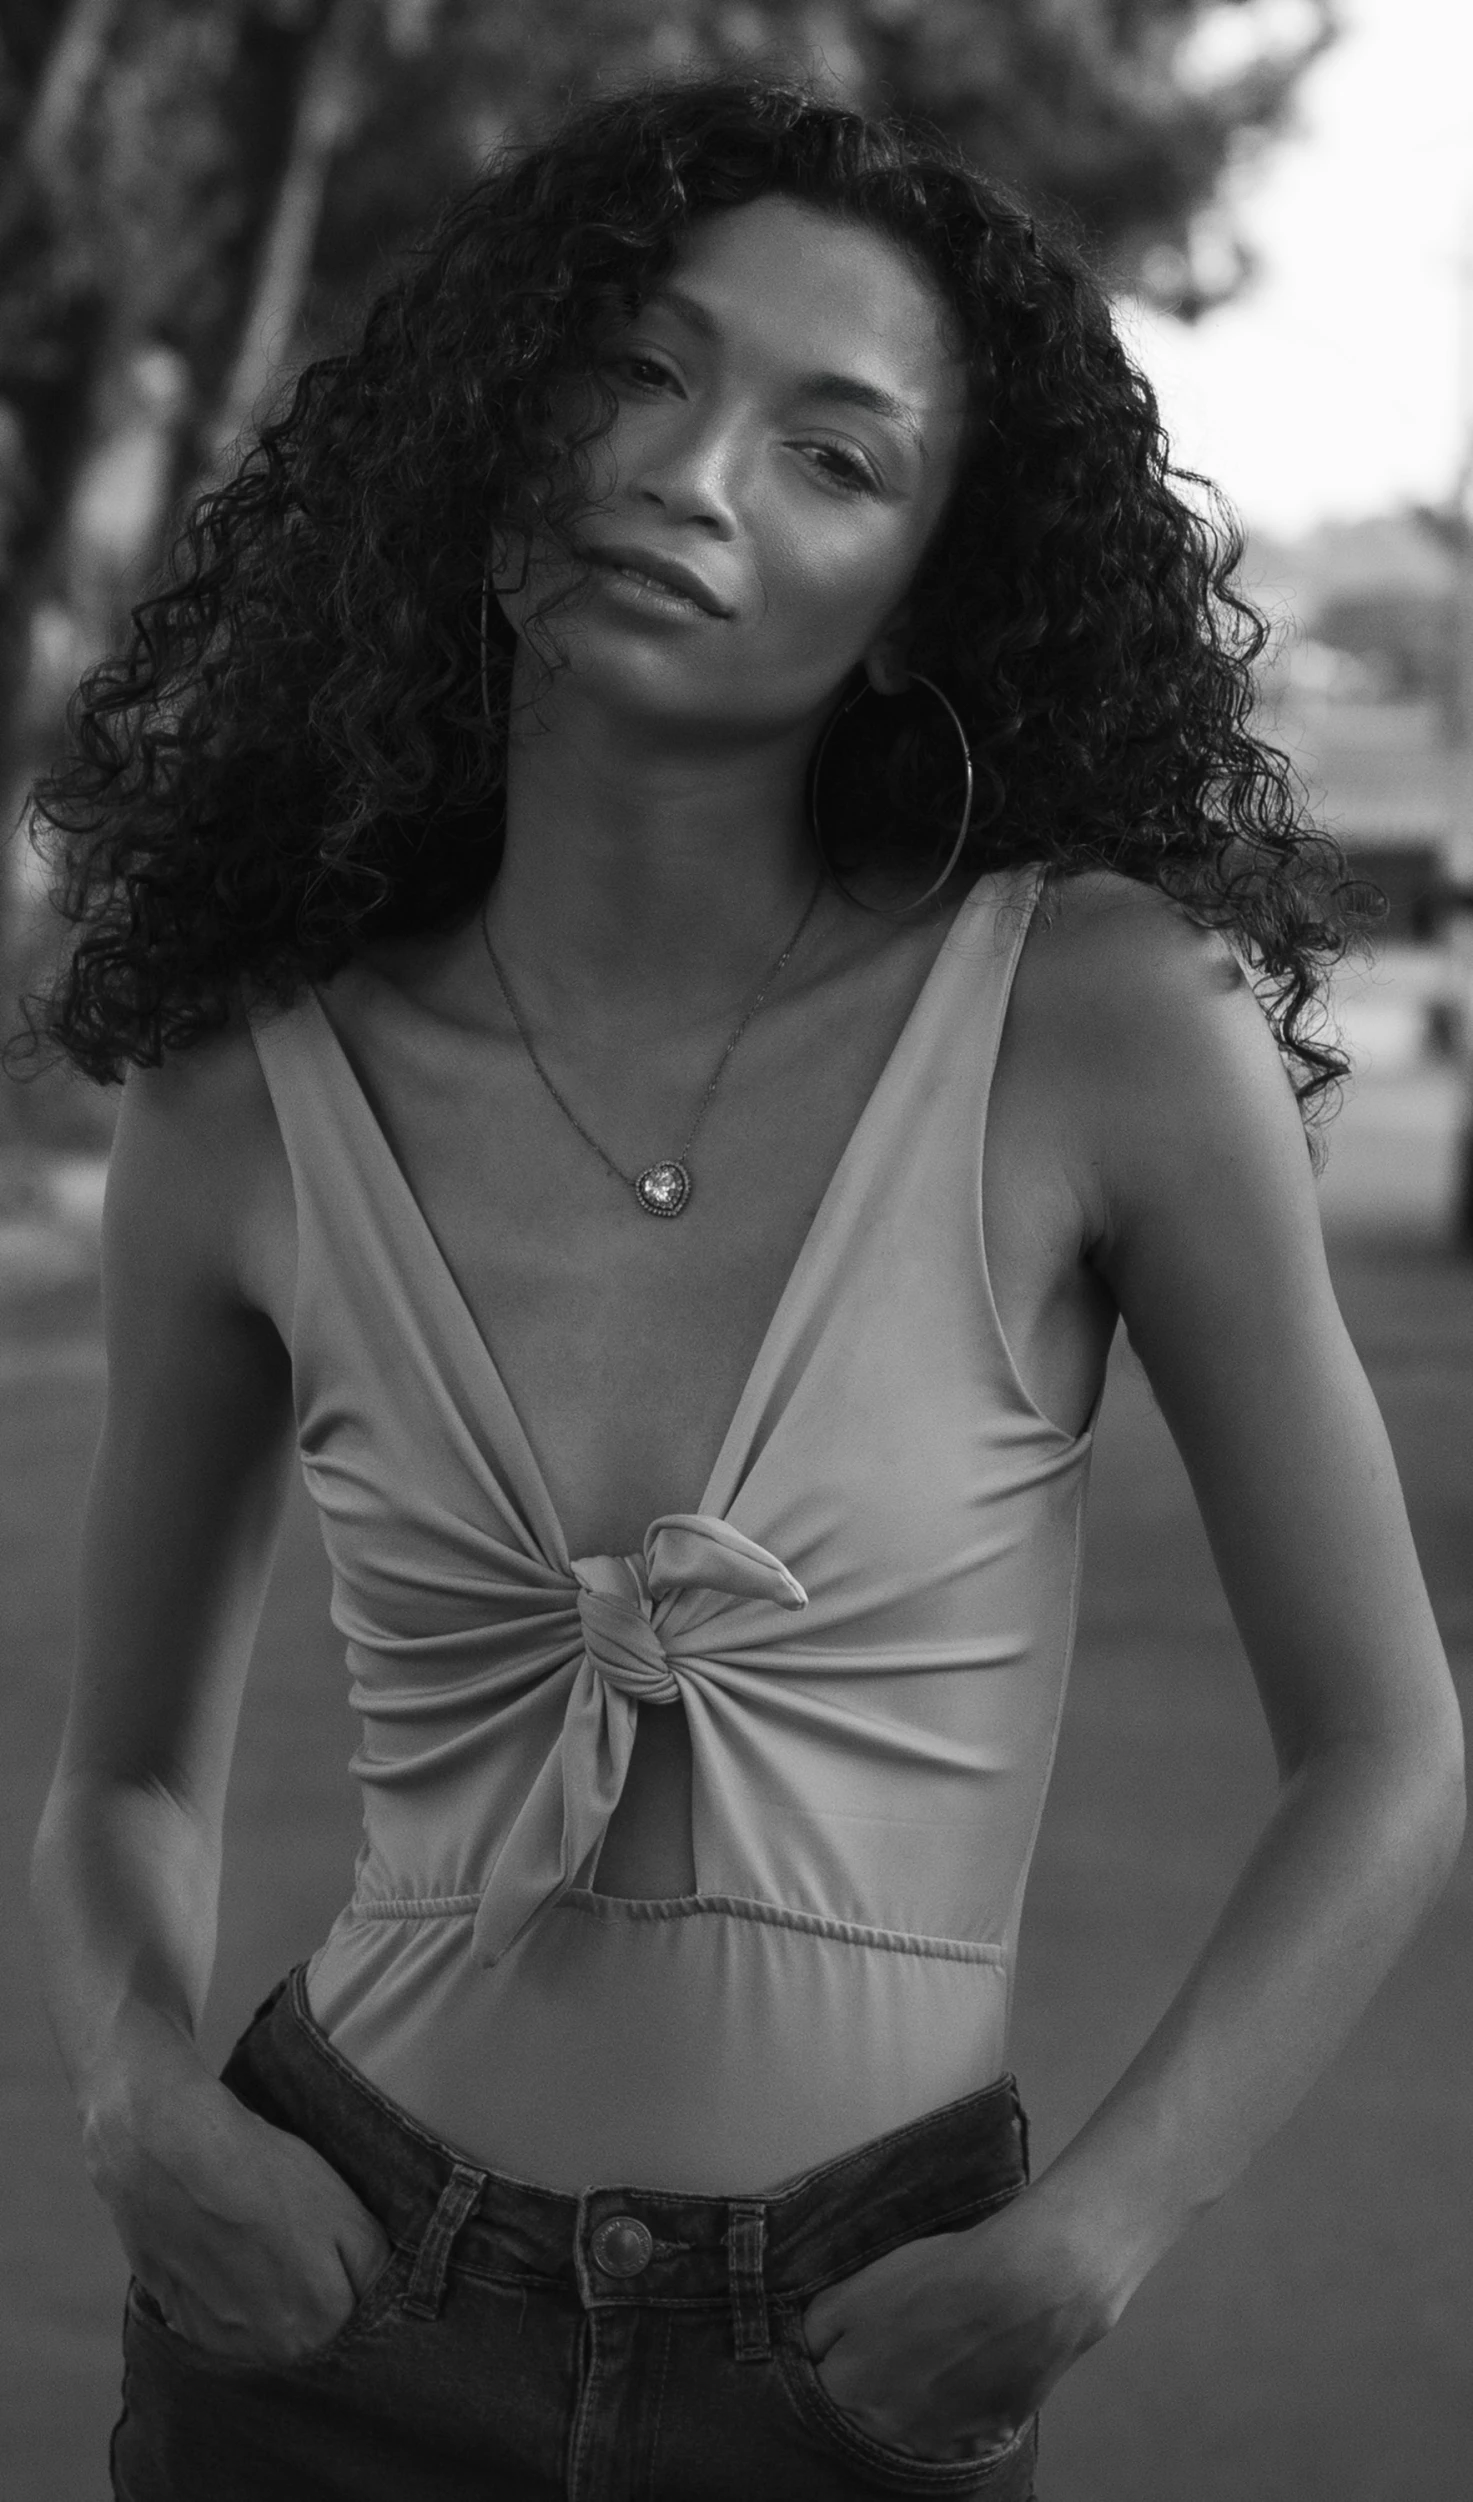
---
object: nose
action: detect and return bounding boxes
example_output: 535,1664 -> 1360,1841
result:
629,404 -> 741,538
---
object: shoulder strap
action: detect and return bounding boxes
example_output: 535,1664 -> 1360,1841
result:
247,982 -> 569,1567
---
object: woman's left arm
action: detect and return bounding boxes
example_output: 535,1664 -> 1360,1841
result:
1030,898 -> 1465,2314
805,890 -> 1464,2448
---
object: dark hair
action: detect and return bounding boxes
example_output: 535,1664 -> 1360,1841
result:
26,72 -> 1358,1118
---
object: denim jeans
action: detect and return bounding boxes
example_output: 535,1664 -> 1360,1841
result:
111,1966 -> 1039,2500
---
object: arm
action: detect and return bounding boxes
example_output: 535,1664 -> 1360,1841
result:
805,882 -> 1464,2449
1021,903 -> 1464,2308
30,1035 -> 390,2362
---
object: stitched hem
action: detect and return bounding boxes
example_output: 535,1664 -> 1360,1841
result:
343,1887 -> 1008,1965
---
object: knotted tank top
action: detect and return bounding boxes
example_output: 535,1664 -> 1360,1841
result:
249,862 -> 1099,2194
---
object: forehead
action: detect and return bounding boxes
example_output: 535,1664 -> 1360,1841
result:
652,196 -> 966,417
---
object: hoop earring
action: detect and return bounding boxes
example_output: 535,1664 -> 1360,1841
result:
809,672 -> 974,915
479,550 -> 494,725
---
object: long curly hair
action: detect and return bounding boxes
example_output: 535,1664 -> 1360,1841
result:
26,72 -> 1359,1119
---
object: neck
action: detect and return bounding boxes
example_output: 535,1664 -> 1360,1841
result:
486,668 -> 830,1017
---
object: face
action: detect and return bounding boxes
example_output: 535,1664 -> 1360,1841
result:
494,195 -> 970,744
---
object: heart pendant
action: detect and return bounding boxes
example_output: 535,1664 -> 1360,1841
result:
635,1160 -> 692,1218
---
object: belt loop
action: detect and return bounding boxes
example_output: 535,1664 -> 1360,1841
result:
402,2162 -> 486,2321
726,2201 -> 770,2363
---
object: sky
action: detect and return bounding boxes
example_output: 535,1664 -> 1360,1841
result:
1123,0 -> 1473,539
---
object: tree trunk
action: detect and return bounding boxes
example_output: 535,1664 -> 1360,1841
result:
0,0 -> 122,952
1,1 -> 349,964
207,0 -> 372,472
1,0 -> 119,222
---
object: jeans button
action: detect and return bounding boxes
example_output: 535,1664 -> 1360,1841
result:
591,2214 -> 654,2277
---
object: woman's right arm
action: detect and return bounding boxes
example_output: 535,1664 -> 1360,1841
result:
29,1036 -> 390,2363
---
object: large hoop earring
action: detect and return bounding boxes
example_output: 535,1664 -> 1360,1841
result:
809,672 -> 975,915
479,550 -> 495,725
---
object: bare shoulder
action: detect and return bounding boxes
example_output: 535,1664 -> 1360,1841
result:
112,1009 -> 278,1184
1015,866 -> 1281,1093
1022,865 -> 1244,1012
107,1009 -> 294,1327
1004,866 -> 1315,1251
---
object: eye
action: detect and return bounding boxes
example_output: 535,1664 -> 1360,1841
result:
801,439 -> 880,496
611,351 -> 680,394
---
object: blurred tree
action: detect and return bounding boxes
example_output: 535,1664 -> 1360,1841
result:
306,2 -> 1339,345
0,0 -> 371,1141
0,2 -> 369,880
0,0 -> 1338,1041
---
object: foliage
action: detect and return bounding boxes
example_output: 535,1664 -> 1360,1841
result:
306,2 -> 1339,341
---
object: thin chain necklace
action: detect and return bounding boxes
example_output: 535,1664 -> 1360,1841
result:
480,872 -> 827,1218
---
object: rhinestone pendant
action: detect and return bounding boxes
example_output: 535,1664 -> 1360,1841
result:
635,1160 -> 692,1218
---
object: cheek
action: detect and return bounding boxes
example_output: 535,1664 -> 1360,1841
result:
755,504 -> 919,657
565,395 -> 662,511
572,422 -> 622,510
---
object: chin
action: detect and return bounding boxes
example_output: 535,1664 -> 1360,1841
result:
525,618 -> 740,723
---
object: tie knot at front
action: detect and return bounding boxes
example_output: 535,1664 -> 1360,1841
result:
575,1585 -> 680,1703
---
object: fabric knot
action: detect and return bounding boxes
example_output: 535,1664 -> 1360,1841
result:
472,1518 -> 807,1970
575,1583 -> 680,1704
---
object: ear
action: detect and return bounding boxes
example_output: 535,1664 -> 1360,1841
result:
862,612 -> 912,698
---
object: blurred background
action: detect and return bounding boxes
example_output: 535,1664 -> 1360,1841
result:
2,5 -> 1469,2498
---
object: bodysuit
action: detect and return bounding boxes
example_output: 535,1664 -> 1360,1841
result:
248,862 -> 1099,2194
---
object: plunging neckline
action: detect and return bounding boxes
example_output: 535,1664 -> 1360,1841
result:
303,865 -> 1008,1568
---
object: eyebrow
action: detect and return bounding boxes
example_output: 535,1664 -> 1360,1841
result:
652,285 -> 928,455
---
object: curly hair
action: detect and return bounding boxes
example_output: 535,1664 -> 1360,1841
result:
25,71 -> 1360,1119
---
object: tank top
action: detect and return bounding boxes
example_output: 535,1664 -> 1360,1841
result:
248,861 -> 1098,2194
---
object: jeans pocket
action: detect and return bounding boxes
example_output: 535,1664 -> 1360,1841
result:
771,2308 -> 1035,2497
125,2240 -> 411,2381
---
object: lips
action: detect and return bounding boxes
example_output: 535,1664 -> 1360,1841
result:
578,540 -> 733,618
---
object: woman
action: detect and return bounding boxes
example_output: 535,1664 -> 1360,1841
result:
28,74 -> 1463,2502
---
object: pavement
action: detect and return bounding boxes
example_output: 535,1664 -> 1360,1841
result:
2,1070 -> 1470,2500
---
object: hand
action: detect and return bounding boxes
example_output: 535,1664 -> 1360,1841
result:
799,2182 -> 1114,2463
88,2055 -> 392,2367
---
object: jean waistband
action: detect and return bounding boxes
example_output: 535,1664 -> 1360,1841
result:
224,1966 -> 1029,2348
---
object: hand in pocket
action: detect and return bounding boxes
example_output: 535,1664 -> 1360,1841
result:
800,2186 -> 1111,2463
103,2072 -> 393,2368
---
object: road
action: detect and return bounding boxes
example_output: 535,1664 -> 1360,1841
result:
2,1083 -> 1470,2500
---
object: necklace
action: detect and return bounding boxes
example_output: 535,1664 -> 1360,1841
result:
481,873 -> 826,1218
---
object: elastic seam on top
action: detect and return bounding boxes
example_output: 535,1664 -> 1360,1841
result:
345,1886 -> 1007,1965
349,1892 -> 483,1919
